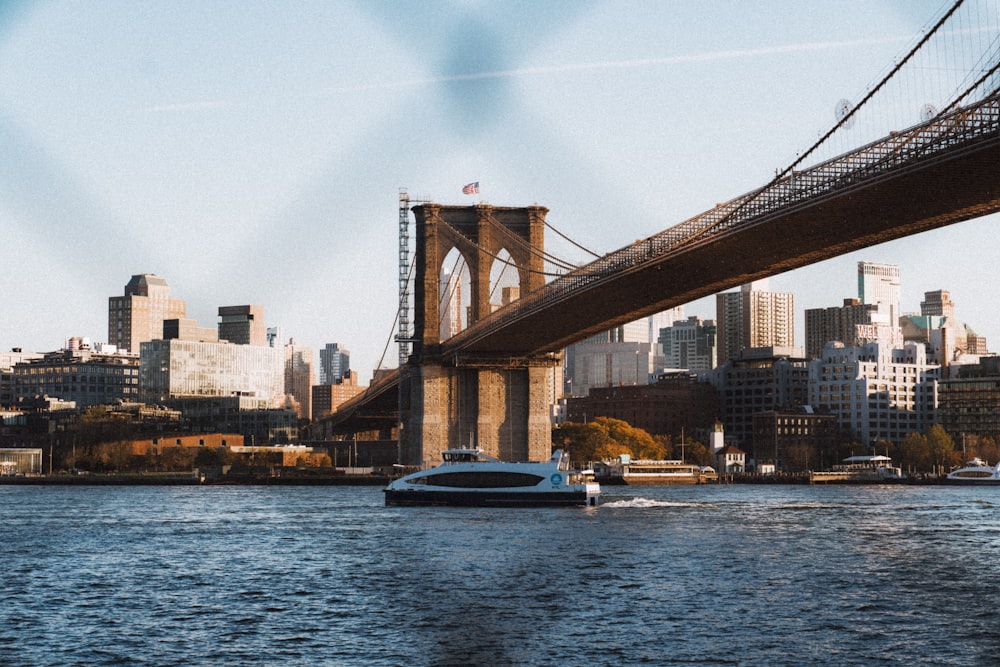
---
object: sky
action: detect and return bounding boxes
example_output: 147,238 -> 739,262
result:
1,0 -> 998,380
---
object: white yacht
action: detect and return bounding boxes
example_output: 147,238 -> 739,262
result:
945,458 -> 1000,484
384,448 -> 600,507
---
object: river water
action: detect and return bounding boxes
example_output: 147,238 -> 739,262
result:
1,483 -> 998,666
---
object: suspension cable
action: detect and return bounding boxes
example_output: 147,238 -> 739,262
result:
440,218 -> 573,278
480,209 -> 580,272
693,0 -> 966,241
544,219 -> 602,259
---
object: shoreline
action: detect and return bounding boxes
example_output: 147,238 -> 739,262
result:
0,473 -> 391,486
0,473 -> 951,487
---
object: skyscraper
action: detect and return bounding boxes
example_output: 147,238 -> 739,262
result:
283,338 -> 315,419
439,267 -> 463,340
319,343 -> 350,385
857,261 -> 900,326
563,311 -> 671,397
804,298 -> 879,359
658,316 -> 717,370
809,340 -> 938,445
716,280 -> 794,362
218,305 -> 266,346
108,274 -> 186,353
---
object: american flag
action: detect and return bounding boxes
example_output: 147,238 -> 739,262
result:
462,181 -> 479,195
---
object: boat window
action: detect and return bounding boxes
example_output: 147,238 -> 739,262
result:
421,471 -> 545,488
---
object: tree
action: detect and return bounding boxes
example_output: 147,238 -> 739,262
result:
970,435 -> 1000,466
159,446 -> 196,472
897,432 -> 930,473
926,424 -> 958,473
553,417 -> 667,464
679,441 -> 714,467
193,446 -> 238,468
552,422 -> 614,464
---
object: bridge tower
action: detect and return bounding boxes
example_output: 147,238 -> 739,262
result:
400,203 -> 556,467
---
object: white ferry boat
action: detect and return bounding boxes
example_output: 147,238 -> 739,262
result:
945,458 -> 1000,484
592,455 -> 712,485
384,448 -> 600,507
809,455 -> 905,484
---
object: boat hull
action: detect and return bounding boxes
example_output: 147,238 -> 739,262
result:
595,474 -> 701,486
943,477 -> 1000,485
384,488 -> 598,507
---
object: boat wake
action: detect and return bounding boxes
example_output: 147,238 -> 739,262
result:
602,498 -> 713,509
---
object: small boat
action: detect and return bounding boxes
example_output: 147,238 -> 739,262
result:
384,448 -> 600,507
945,458 -> 1000,484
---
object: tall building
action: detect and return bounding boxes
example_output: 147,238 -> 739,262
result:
12,346 -> 140,408
564,311 -> 679,397
283,339 -> 315,420
716,280 -> 794,362
108,274 -> 186,353
565,374 -> 718,438
140,339 -> 284,406
899,289 -> 989,366
658,316 -> 717,370
937,358 -> 1000,441
808,340 -> 938,446
706,347 -> 811,450
311,371 -> 367,420
319,343 -> 351,385
163,318 -> 218,343
266,326 -> 283,348
566,341 -> 654,397
920,289 -> 954,321
857,261 -> 900,325
440,267 -> 463,340
218,305 -> 266,346
647,306 -> 685,345
804,298 -> 880,359
1,349 -> 42,407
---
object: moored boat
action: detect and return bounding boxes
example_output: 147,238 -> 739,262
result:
945,458 -> 1000,484
592,455 -> 713,485
384,448 -> 600,507
809,455 -> 905,484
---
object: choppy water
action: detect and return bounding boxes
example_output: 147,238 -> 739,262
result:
1,483 -> 999,666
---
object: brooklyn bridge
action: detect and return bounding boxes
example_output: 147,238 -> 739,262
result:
310,1 -> 1000,467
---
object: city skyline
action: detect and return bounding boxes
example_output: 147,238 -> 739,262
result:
2,1 -> 997,380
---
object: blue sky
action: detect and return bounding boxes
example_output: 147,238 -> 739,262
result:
1,0 -> 997,378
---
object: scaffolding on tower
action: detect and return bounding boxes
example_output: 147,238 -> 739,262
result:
397,188 -> 412,369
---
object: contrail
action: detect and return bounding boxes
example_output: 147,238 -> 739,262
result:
137,35 -> 913,111
312,36 -> 912,95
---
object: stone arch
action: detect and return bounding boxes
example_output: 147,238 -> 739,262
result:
411,203 -> 547,357
489,247 -> 521,311
439,247 -> 471,340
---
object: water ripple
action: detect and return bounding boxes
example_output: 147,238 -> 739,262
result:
2,484 -> 1000,665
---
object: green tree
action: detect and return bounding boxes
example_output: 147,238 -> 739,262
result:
679,441 -> 714,467
193,446 -> 238,468
926,424 -> 958,474
897,431 -> 930,472
159,446 -> 197,472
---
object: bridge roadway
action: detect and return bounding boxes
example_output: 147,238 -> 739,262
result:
317,93 -> 1000,435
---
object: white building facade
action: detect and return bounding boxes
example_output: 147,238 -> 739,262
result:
808,340 -> 939,446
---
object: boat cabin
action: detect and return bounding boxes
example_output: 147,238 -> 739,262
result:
441,449 -> 500,464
